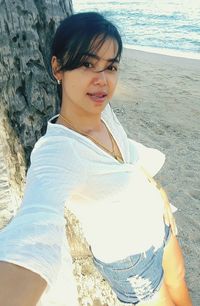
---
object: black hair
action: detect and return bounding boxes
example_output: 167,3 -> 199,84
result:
51,12 -> 123,100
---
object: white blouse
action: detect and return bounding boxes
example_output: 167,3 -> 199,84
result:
0,104 -> 173,305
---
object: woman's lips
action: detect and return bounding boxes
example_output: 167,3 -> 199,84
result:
87,92 -> 108,103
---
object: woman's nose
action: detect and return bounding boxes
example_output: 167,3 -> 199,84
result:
93,70 -> 107,86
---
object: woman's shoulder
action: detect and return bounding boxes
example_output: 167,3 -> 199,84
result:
34,115 -> 77,147
30,117 -> 81,166
128,138 -> 166,176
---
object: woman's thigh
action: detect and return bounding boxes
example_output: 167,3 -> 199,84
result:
162,233 -> 185,286
137,282 -> 175,306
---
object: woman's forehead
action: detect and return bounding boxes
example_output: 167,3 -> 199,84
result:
87,38 -> 119,62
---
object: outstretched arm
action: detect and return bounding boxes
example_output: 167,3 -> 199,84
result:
0,262 -> 47,306
0,136 -> 85,305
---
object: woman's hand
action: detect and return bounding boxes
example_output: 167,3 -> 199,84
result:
160,187 -> 178,236
140,166 -> 178,236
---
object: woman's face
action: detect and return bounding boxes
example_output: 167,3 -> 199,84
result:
59,38 -> 120,116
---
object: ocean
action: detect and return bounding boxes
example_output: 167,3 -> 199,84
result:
73,0 -> 200,59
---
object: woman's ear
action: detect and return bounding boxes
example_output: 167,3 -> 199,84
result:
51,56 -> 63,82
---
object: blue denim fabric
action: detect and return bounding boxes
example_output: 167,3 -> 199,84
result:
93,224 -> 171,304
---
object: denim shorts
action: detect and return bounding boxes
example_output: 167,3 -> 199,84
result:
92,224 -> 171,304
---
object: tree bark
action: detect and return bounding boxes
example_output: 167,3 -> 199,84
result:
0,0 -> 73,167
0,1 -> 125,305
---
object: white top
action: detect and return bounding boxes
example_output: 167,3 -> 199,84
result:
0,104 -> 170,305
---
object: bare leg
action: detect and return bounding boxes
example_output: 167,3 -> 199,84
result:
162,234 -> 193,306
136,281 -> 175,306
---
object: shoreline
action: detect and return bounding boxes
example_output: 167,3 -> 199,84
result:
125,44 -> 200,61
123,46 -> 200,71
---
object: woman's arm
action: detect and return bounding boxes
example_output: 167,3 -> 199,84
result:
0,262 -> 47,306
0,136 -> 86,305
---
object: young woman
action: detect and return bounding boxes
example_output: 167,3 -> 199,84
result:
0,12 -> 192,306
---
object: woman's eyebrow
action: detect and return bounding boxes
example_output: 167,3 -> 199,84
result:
83,52 -> 119,63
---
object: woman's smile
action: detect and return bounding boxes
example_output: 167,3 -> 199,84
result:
87,91 -> 108,104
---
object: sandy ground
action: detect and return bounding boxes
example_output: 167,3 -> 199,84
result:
111,48 -> 200,305
0,47 -> 199,305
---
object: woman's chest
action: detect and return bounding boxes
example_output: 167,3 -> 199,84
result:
70,164 -> 164,214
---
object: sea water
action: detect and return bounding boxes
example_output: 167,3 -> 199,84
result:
73,0 -> 200,59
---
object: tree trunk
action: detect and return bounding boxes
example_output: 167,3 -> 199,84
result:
0,0 -> 73,167
0,1 -> 125,305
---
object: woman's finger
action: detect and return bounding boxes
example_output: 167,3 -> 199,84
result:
164,206 -> 178,236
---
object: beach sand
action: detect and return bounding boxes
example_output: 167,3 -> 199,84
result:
0,47 -> 199,305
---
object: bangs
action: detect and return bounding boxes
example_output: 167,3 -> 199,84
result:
60,33 -> 121,71
59,32 -> 122,72
80,35 -> 120,67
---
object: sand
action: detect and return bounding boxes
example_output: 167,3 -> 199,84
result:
0,47 -> 199,305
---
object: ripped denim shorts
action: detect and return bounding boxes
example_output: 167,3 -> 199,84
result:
92,224 -> 171,305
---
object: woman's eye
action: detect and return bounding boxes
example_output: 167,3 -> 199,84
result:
107,65 -> 118,72
83,62 -> 93,68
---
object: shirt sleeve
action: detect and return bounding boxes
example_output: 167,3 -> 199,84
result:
128,138 -> 166,176
0,135 -> 86,297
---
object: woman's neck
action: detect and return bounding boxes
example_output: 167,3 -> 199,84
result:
56,108 -> 103,134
